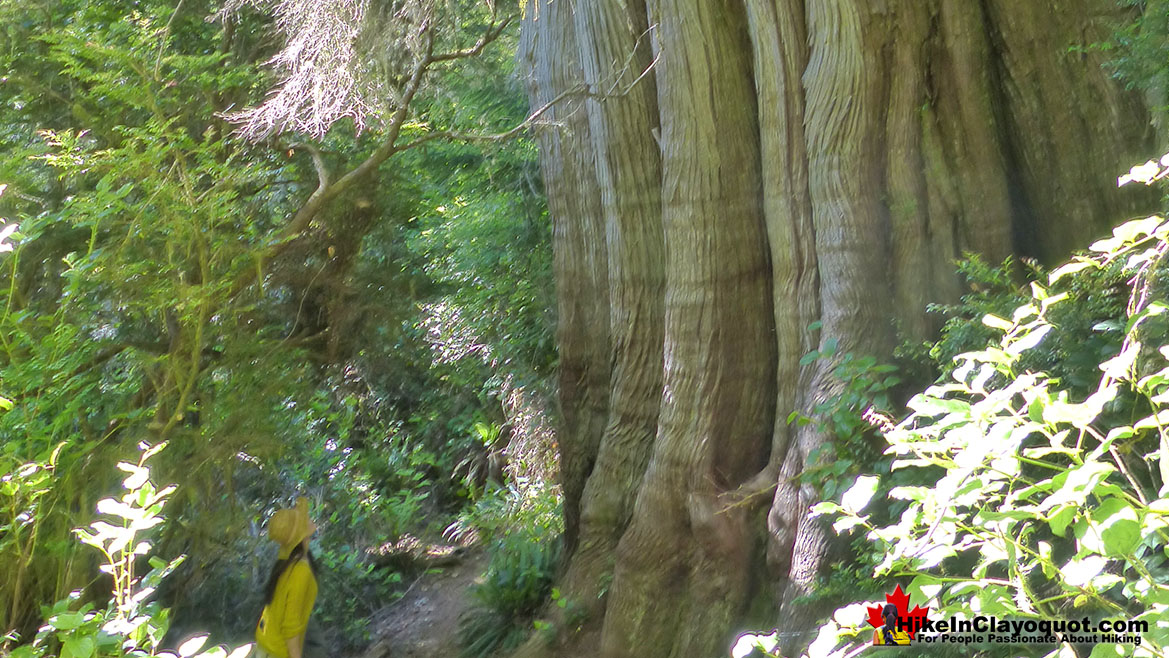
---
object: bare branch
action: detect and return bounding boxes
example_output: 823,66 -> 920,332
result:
394,81 -> 585,152
233,28 -> 438,297
391,47 -> 659,155
281,143 -> 331,238
431,16 -> 514,63
326,27 -> 436,194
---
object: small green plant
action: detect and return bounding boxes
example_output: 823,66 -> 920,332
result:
458,537 -> 561,658
454,421 -> 506,501
731,631 -> 780,658
791,341 -> 900,500
6,442 -> 247,658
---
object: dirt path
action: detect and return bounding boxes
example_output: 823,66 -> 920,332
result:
357,551 -> 489,658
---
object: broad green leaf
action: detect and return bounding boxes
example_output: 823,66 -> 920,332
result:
1112,215 -> 1164,241
1136,409 -> 1169,430
50,611 -> 86,631
118,462 -> 150,490
96,497 -> 142,522
1062,555 -> 1107,588
833,515 -> 868,533
888,486 -> 930,502
840,475 -> 880,514
1043,461 -> 1115,511
1049,260 -> 1095,284
798,350 -> 820,366
1100,341 -> 1139,381
1006,324 -> 1052,355
61,636 -> 94,658
1093,498 -> 1141,557
907,395 -> 970,417
810,501 -> 841,517
1048,505 -> 1077,537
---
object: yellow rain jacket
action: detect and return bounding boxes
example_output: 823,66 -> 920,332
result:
255,559 -> 318,658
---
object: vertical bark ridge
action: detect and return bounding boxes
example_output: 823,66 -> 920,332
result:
742,2 -> 826,607
801,0 -> 891,353
560,0 -> 664,618
743,0 -> 819,487
598,0 -> 775,655
931,0 -> 1013,267
772,0 -> 893,639
884,2 -> 933,342
519,0 -> 611,555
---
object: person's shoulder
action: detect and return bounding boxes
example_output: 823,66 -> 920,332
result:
289,558 -> 315,576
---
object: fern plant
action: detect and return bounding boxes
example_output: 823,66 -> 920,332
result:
458,537 -> 561,658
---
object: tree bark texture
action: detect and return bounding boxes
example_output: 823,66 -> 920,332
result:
520,1 -> 1154,657
518,0 -> 611,555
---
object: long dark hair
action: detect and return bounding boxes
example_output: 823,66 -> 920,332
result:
263,542 -> 318,605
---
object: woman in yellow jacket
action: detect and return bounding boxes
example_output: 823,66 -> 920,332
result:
255,497 -> 318,658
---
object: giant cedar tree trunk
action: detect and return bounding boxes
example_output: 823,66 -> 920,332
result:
519,1 -> 1154,657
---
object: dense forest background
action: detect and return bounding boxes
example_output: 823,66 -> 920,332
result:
3,2 -> 1169,658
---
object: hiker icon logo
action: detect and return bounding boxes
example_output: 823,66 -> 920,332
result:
867,585 -> 929,646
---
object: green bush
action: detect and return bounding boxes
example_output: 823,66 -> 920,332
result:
458,537 -> 561,658
805,209 -> 1169,657
6,442 -> 247,658
445,476 -> 563,547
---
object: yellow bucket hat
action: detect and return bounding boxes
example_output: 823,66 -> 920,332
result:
268,496 -> 317,559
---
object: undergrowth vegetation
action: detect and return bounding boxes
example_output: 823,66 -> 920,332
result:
452,478 -> 564,658
0,0 -> 553,653
7,443 -> 248,658
730,162 -> 1169,658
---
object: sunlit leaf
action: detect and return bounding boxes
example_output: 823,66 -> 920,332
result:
840,476 -> 880,514
177,634 -> 209,657
982,314 -> 1013,331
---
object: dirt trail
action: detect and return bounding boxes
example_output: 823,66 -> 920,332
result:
357,551 -> 488,658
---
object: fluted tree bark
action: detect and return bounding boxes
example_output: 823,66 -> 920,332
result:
519,1 -> 1154,657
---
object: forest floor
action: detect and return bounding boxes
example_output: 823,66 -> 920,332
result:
357,548 -> 488,658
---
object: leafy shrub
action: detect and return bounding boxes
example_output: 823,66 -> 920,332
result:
910,251 -> 1132,397
450,476 -> 562,658
6,442 -> 248,658
458,537 -> 561,658
444,476 -> 563,547
804,209 -> 1169,657
312,545 -> 402,650
794,340 -> 901,501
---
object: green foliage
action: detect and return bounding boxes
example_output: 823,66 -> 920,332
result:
313,547 -> 402,648
450,477 -> 562,658
1086,0 -> 1169,95
918,252 -> 1133,398
458,537 -> 561,658
793,341 -> 901,501
8,443 -> 246,658
444,477 -> 563,547
0,0 -> 552,649
806,211 -> 1169,658
915,254 -> 1032,371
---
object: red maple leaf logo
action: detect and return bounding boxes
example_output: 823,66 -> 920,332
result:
866,584 -> 931,632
